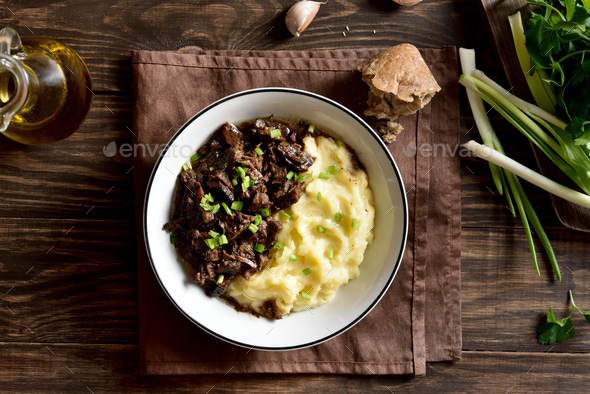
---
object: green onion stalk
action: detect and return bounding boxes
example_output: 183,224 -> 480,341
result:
459,48 -> 560,281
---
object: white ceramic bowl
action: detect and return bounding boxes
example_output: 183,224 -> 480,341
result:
144,88 -> 408,351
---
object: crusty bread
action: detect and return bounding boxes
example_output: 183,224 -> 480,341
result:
358,44 -> 441,123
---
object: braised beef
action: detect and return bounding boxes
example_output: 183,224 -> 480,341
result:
163,116 -> 316,319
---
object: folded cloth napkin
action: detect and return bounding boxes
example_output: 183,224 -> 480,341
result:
132,47 -> 461,375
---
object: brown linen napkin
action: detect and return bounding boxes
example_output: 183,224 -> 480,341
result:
132,47 -> 461,375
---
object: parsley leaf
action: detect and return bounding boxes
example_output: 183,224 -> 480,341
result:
536,307 -> 575,344
536,290 -> 590,345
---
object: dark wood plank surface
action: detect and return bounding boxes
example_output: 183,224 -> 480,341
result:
2,344 -> 590,393
1,0 -> 589,392
477,0 -> 590,232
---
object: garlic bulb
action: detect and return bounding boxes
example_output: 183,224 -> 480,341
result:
285,1 -> 322,37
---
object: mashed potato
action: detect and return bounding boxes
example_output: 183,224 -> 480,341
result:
227,135 -> 375,316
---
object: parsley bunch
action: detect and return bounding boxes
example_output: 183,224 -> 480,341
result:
537,290 -> 590,344
525,0 -> 590,145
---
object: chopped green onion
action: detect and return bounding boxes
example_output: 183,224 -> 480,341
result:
303,267 -> 312,276
270,128 -> 282,138
327,249 -> 334,259
351,219 -> 361,230
206,193 -> 214,202
222,202 -> 232,215
208,230 -> 220,238
242,176 -> 251,192
336,140 -> 343,147
286,171 -> 295,180
260,208 -> 270,217
254,214 -> 262,226
232,179 -> 238,186
209,166 -> 214,171
281,211 -> 291,219
301,292 -> 311,300
250,178 -> 255,187
319,172 -> 330,180
182,163 -> 190,171
170,234 -> 178,244
307,124 -> 315,133
231,201 -> 243,211
328,165 -> 338,175
204,238 -> 218,250
248,223 -> 258,233
219,234 -> 228,245
210,204 -> 220,214
289,254 -> 297,261
254,243 -> 265,253
296,172 -> 312,182
274,242 -> 284,250
237,167 -> 246,179
317,226 -> 326,233
216,275 -> 224,285
199,203 -> 212,211
334,212 -> 342,222
317,192 -> 322,202
190,153 -> 200,162
254,147 -> 264,156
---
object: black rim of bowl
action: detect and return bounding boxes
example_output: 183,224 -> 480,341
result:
143,87 -> 409,351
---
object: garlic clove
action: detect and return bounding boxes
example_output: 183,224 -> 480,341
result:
285,1 -> 322,37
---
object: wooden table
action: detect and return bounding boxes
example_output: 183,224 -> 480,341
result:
1,0 -> 589,392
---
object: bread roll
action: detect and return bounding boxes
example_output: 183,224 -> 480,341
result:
358,44 -> 441,124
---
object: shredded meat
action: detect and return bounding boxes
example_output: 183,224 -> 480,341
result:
163,116 -> 315,319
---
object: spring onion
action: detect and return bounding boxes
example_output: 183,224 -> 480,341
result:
237,167 -> 246,179
208,230 -> 220,238
254,243 -> 265,253
317,226 -> 326,233
170,234 -> 178,244
351,219 -> 360,230
296,172 -> 312,182
242,176 -> 251,192
301,292 -> 311,300
459,47 -> 561,280
219,234 -> 228,245
270,128 -> 281,138
210,204 -> 220,214
286,171 -> 295,180
281,211 -> 291,219
191,153 -> 200,162
260,208 -> 270,217
182,163 -> 190,171
248,223 -> 258,233
303,267 -> 312,275
334,212 -> 342,222
317,192 -> 322,202
254,147 -> 264,156
464,141 -> 590,210
328,165 -> 338,175
289,255 -> 297,261
273,242 -> 284,250
216,275 -> 224,285
206,193 -> 214,202
231,179 -> 238,186
318,172 -> 330,180
254,214 -> 262,226
231,201 -> 243,211
327,250 -> 334,259
204,238 -> 218,250
307,124 -> 315,133
222,202 -> 232,215
209,166 -> 214,171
